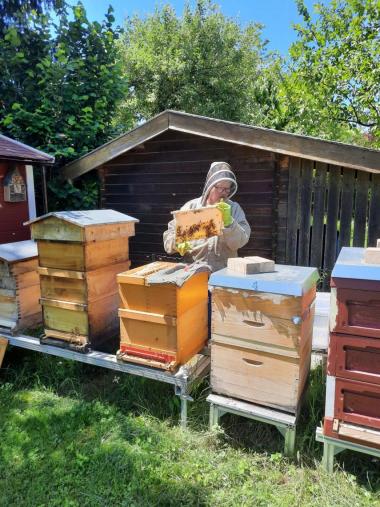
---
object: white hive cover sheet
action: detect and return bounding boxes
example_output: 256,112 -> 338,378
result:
25,209 -> 139,227
0,239 -> 38,263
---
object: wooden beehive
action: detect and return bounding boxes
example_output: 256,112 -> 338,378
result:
323,247 -> 380,448
209,265 -> 319,413
0,240 -> 41,331
26,210 -> 138,352
172,206 -> 223,242
117,261 -> 208,370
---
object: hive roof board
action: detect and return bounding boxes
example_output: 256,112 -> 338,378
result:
332,247 -> 380,281
25,210 -> 139,227
0,134 -> 54,164
209,264 -> 319,296
0,240 -> 38,263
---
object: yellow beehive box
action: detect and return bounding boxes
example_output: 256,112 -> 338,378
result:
172,206 -> 223,242
0,240 -> 41,331
26,210 -> 138,352
117,262 -> 208,370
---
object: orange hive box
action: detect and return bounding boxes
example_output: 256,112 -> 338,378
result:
172,206 -> 223,242
117,261 -> 208,371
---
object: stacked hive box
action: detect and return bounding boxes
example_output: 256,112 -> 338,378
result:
324,247 -> 380,448
117,262 -> 208,370
209,265 -> 319,413
0,240 -> 41,331
26,210 -> 138,352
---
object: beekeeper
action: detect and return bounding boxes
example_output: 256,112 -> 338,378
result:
163,161 -> 251,272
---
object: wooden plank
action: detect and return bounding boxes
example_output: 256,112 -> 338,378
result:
44,329 -> 88,345
368,173 -> 380,246
40,298 -> 87,312
18,285 -> 41,318
43,305 -> 89,335
310,162 -> 327,267
118,308 -> 177,326
339,168 -> 355,248
298,159 -> 313,266
63,112 -> 170,180
31,217 -> 84,242
0,337 -> 8,368
38,267 -> 85,279
323,166 -> 341,272
285,157 -> 301,264
353,170 -> 370,247
84,222 -> 135,242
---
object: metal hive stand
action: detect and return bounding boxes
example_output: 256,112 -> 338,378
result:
207,393 -> 297,456
1,332 -> 210,428
315,427 -> 380,473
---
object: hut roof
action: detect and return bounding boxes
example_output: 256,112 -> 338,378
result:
62,110 -> 380,180
0,134 -> 54,165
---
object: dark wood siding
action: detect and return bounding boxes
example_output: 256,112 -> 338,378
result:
285,158 -> 380,290
101,130 -> 276,267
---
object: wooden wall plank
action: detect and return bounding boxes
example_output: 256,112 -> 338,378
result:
353,170 -> 370,247
285,157 -> 301,265
298,159 -> 313,266
339,168 -> 355,248
323,166 -> 341,275
368,174 -> 380,247
310,162 -> 327,268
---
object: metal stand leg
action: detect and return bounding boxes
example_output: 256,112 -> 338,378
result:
180,396 -> 187,429
284,427 -> 296,457
322,442 -> 336,473
209,403 -> 220,429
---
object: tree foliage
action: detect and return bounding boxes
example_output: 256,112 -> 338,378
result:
118,0 -> 282,128
0,1 -> 127,164
282,0 -> 380,147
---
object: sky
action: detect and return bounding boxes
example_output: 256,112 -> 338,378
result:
68,0 -> 324,56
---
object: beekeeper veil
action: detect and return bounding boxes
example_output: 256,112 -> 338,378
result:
201,161 -> 238,206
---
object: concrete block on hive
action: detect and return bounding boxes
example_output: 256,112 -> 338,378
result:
227,256 -> 275,275
172,206 -> 223,242
364,247 -> 380,264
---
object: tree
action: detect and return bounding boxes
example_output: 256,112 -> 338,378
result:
118,0 -> 282,128
0,1 -> 127,163
282,0 -> 380,147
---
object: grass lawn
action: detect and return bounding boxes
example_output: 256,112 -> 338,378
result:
0,346 -> 379,507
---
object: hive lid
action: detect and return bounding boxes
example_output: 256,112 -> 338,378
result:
0,239 -> 38,263
332,247 -> 380,281
25,209 -> 139,227
209,264 -> 319,296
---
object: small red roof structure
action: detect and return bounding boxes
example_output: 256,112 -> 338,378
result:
0,134 -> 54,165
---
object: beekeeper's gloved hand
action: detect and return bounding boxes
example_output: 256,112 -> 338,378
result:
176,241 -> 191,256
216,200 -> 233,227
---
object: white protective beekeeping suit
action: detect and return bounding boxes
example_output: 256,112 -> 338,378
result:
163,162 -> 251,272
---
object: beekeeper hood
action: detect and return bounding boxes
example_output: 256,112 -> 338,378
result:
201,161 -> 238,206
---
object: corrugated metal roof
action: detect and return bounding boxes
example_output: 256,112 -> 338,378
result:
25,209 -> 139,227
0,239 -> 38,263
0,134 -> 54,164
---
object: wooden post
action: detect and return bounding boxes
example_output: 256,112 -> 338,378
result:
0,337 -> 8,368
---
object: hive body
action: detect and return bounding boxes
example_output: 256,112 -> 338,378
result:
324,247 -> 380,448
117,262 -> 209,370
27,210 -> 137,351
0,240 -> 41,331
209,265 -> 318,413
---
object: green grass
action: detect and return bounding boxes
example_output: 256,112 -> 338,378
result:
0,347 -> 379,507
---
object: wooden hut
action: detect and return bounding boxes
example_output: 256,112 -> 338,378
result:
62,111 -> 380,287
0,134 -> 54,244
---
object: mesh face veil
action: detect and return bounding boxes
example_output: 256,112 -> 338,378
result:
201,162 -> 238,206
